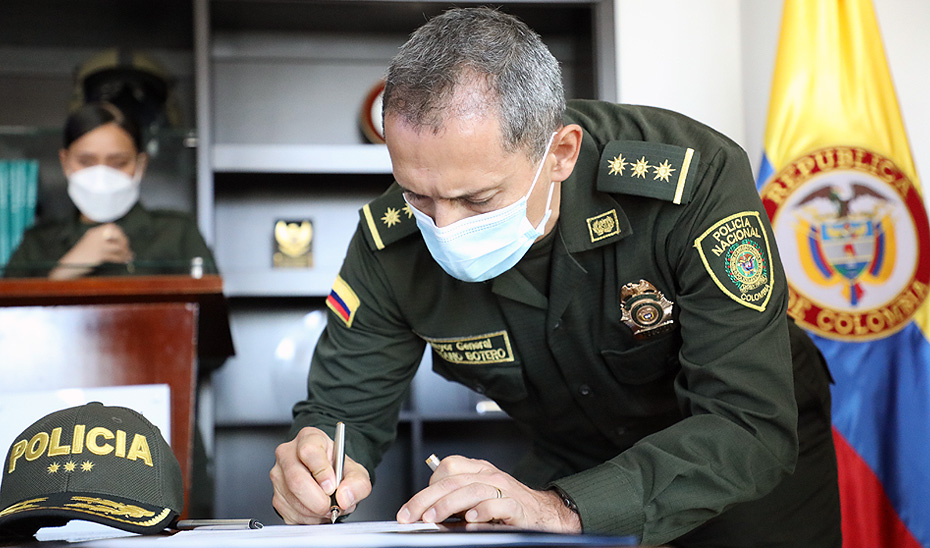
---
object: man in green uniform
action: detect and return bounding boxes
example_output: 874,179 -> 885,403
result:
270,8 -> 840,547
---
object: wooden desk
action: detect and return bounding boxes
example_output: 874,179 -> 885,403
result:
0,275 -> 234,517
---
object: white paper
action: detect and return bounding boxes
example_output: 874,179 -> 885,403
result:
23,521 -> 636,548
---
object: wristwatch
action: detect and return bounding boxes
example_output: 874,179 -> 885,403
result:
550,486 -> 579,514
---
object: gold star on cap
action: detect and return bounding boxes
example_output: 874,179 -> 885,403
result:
81,461 -> 95,472
64,461 -> 76,472
47,462 -> 60,474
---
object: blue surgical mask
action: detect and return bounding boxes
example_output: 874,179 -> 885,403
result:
405,133 -> 557,283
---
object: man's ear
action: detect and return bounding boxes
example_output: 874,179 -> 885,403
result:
550,124 -> 583,183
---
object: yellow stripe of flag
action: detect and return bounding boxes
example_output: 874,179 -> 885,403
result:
764,0 -> 918,186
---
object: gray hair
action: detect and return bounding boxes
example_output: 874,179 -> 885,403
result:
383,7 -> 565,161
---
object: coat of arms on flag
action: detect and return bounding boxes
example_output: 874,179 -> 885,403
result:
761,146 -> 930,341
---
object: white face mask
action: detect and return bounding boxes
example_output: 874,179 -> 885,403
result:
67,165 -> 141,223
405,133 -> 557,283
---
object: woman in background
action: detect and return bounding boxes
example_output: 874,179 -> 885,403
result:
4,101 -> 216,279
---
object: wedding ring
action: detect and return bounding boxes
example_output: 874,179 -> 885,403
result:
494,487 -> 503,499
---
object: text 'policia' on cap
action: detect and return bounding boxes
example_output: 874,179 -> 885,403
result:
0,402 -> 183,539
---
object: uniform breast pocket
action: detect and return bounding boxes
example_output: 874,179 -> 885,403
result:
430,356 -> 529,404
600,334 -> 679,385
601,335 -> 681,417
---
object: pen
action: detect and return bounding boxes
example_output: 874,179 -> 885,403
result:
330,421 -> 346,524
426,453 -> 440,472
175,518 -> 263,530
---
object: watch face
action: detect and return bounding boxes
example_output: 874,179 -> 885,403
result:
360,80 -> 385,144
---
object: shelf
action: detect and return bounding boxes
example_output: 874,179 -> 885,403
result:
213,143 -> 392,173
221,268 -> 345,297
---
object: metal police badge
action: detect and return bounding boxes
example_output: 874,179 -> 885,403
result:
694,211 -> 774,312
620,280 -> 675,339
760,146 -> 930,340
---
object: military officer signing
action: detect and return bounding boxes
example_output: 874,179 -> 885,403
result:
270,7 -> 841,547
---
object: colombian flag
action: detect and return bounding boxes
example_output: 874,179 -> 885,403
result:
757,2 -> 930,547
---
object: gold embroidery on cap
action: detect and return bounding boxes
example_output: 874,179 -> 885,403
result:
66,496 -> 155,519
587,210 -> 621,242
0,498 -> 46,517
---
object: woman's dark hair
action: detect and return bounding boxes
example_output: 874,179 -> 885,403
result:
63,101 -> 143,152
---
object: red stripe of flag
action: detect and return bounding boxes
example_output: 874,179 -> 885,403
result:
832,427 -> 922,548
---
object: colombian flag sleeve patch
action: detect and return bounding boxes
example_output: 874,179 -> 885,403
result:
326,275 -> 360,328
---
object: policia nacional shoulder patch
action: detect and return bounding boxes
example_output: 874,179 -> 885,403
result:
694,211 -> 774,312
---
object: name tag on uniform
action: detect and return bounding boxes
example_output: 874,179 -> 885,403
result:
419,331 -> 515,365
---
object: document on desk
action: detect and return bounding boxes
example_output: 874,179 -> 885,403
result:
39,521 -> 637,547
159,521 -> 637,547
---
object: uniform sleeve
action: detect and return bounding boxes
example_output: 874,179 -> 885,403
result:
290,228 -> 426,479
551,144 -> 798,544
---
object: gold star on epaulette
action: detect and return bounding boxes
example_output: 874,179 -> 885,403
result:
632,156 -> 651,179
403,204 -> 413,218
381,207 -> 401,227
608,154 -> 628,176
654,159 -> 676,182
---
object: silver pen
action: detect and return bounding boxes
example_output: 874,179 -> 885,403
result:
175,518 -> 262,530
329,421 -> 346,524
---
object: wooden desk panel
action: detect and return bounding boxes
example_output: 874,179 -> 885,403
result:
0,302 -> 198,515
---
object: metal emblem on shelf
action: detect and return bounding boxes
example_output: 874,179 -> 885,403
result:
273,219 -> 314,268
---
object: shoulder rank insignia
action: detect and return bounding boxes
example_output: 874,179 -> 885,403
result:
597,140 -> 699,205
693,211 -> 774,312
620,279 -> 675,339
359,185 -> 420,251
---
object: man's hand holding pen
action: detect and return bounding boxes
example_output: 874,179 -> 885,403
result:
397,455 -> 582,533
270,427 -> 579,532
270,425 -> 372,524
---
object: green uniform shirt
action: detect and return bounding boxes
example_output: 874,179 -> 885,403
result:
292,100 -> 838,546
3,203 -> 218,278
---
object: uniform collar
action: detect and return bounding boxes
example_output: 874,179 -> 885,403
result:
554,126 -> 633,254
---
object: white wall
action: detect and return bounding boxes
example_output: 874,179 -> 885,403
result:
615,0 -> 746,144
613,0 -> 930,213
